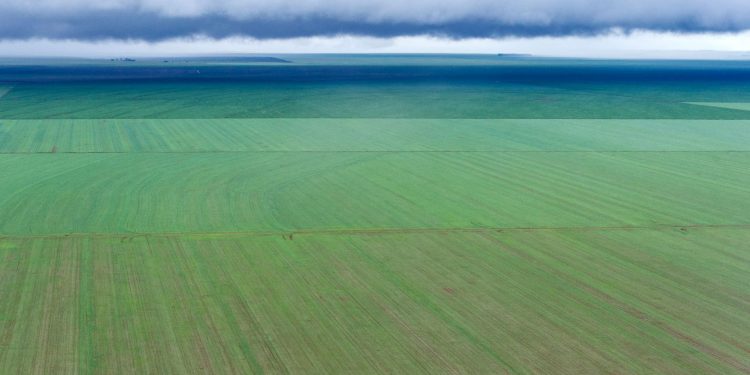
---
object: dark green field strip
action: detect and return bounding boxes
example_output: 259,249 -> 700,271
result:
1,151 -> 748,236
2,82 -> 750,119
0,228 -> 747,374
1,119 -> 750,153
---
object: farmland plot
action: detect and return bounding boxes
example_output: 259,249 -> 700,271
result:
1,59 -> 749,374
0,151 -> 749,235
0,228 -> 747,374
688,102 -> 750,112
1,119 -> 750,153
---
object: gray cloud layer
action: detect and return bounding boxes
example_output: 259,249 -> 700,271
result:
2,0 -> 750,40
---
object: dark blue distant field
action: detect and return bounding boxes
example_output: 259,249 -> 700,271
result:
1,56 -> 750,119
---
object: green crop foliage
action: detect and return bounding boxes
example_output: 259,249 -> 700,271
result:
0,230 -> 747,374
2,81 -> 750,119
687,102 -> 750,112
1,59 -> 749,374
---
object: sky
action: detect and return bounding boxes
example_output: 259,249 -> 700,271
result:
0,0 -> 749,58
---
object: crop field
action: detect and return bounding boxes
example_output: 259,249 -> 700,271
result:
2,81 -> 750,120
0,58 -> 749,374
2,119 -> 750,153
1,228 -> 748,374
688,102 -> 750,112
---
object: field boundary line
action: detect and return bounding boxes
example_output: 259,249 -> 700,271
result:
2,223 -> 749,240
1,150 -> 750,155
3,117 -> 750,121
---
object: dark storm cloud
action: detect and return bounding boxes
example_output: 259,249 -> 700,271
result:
1,1 -> 749,40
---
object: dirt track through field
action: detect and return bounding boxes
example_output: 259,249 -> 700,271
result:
2,223 -> 749,241
2,150 -> 750,155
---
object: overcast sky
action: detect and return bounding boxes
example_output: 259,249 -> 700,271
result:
1,0 -> 749,57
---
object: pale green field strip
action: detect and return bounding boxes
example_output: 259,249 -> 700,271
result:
1,119 -> 750,153
687,102 -> 750,112
0,228 -> 747,374
1,152 -> 749,235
